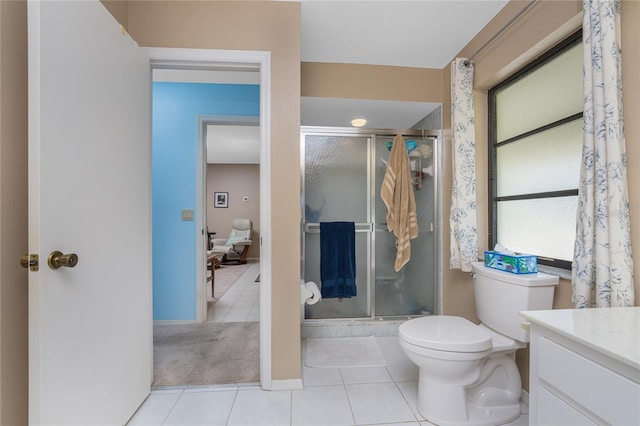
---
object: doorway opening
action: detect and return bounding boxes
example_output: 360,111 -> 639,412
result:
200,118 -> 260,322
145,47 -> 272,389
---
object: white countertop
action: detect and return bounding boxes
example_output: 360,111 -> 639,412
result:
520,307 -> 640,370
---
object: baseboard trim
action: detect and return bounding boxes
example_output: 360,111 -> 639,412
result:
268,379 -> 303,391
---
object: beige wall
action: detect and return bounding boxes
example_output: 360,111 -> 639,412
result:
207,164 -> 261,259
0,1 -> 28,424
101,0 -> 129,28
127,0 -> 302,381
302,62 -> 443,102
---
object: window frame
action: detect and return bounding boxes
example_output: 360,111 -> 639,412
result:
488,30 -> 582,270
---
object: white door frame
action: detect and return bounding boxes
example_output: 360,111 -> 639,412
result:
143,47 -> 272,389
196,115 -> 259,322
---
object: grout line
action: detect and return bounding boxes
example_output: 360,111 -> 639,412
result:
342,380 -> 358,426
224,388 -> 240,426
160,388 -> 185,425
289,389 -> 294,426
393,379 -> 421,423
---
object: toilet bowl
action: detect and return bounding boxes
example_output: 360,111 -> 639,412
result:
398,262 -> 559,426
399,316 -> 523,425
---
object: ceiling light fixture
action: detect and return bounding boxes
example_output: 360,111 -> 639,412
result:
350,118 -> 367,128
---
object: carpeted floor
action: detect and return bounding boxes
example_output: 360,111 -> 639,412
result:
153,261 -> 260,386
153,321 -> 259,386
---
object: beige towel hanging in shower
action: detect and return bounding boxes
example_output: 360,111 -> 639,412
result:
381,134 -> 418,271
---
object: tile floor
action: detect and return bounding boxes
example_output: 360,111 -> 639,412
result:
207,262 -> 261,323
129,335 -> 529,426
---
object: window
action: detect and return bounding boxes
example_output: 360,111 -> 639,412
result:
488,31 -> 583,270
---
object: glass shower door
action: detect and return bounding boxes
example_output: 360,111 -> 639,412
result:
302,134 -> 371,319
373,136 -> 436,316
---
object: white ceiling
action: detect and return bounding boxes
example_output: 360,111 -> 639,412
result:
301,97 -> 440,129
156,1 -> 510,163
300,0 -> 509,69
206,125 -> 260,164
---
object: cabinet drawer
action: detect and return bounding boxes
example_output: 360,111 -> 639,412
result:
539,337 -> 640,425
536,386 -> 597,426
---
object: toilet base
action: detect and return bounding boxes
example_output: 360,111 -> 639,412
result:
421,404 -> 521,426
418,386 -> 521,426
416,367 -> 522,426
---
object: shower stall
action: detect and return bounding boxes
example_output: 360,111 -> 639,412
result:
301,127 -> 441,330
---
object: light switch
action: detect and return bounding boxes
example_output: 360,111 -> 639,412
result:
181,209 -> 194,221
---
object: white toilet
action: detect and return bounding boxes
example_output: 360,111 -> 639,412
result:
398,261 -> 559,426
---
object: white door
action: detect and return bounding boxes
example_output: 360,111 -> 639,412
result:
28,1 -> 152,424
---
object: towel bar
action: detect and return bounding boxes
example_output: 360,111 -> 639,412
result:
304,222 -> 373,233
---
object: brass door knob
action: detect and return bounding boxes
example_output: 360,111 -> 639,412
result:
48,251 -> 78,269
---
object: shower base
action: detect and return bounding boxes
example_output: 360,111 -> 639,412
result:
301,316 -> 428,339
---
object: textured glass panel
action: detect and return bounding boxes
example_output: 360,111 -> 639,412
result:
374,137 -> 435,226
304,134 -> 369,319
375,228 -> 435,316
497,120 -> 582,196
496,43 -> 582,142
374,136 -> 435,316
497,196 -> 578,261
304,135 -> 368,223
304,232 -> 369,319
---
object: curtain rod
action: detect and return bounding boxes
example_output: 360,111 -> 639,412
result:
464,0 -> 538,66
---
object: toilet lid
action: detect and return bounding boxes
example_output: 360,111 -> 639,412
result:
399,316 -> 492,352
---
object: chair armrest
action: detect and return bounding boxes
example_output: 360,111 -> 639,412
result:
232,239 -> 253,246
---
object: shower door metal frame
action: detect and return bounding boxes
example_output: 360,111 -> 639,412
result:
301,127 -> 442,321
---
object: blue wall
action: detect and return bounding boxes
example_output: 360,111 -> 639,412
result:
153,82 -> 259,320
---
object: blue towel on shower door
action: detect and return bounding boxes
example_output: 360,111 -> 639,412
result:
320,222 -> 356,298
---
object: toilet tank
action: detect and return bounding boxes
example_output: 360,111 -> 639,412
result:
471,262 -> 559,343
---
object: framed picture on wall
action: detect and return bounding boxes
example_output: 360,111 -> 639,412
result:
214,192 -> 228,208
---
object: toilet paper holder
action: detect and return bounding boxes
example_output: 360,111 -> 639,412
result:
300,280 -> 321,305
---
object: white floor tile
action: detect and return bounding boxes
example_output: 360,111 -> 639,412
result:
292,385 -> 355,426
340,366 -> 393,384
507,414 -> 529,425
162,389 -> 237,426
378,338 -> 418,383
302,365 -> 344,387
302,365 -> 343,386
375,336 -> 404,355
385,359 -> 419,383
136,329 -> 531,426
346,382 -> 417,425
127,391 -> 182,426
373,423 -> 421,426
226,389 -> 291,426
395,381 -> 425,421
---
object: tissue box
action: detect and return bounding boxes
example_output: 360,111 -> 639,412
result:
484,251 -> 537,274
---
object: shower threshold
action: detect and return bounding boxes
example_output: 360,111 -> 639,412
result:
301,314 -> 430,339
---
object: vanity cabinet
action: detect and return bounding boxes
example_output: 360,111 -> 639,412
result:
521,308 -> 640,426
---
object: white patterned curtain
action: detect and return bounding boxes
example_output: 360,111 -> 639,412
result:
573,0 -> 634,308
450,58 -> 478,272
